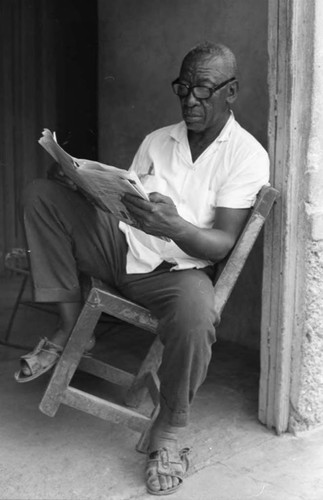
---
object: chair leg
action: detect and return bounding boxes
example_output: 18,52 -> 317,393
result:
124,336 -> 163,408
39,294 -> 102,417
4,275 -> 29,343
136,403 -> 160,454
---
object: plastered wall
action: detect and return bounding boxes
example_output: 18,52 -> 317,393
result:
98,0 -> 269,348
289,2 -> 323,430
290,243 -> 323,430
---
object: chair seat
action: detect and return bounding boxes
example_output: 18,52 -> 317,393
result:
90,279 -> 159,333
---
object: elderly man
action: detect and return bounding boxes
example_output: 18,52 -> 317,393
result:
16,41 -> 269,495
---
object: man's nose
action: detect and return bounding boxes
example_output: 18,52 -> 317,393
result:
183,90 -> 199,106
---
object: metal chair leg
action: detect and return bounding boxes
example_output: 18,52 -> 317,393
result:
4,275 -> 29,343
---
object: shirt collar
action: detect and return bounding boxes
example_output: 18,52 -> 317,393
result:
170,111 -> 235,144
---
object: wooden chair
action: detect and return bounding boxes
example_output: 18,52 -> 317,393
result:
39,185 -> 279,452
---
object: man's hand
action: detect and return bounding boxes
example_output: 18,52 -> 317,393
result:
47,163 -> 78,191
124,192 -> 250,264
123,192 -> 182,239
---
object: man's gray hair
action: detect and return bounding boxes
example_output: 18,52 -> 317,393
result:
182,41 -> 237,78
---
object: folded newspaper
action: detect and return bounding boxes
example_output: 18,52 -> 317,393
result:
38,128 -> 149,226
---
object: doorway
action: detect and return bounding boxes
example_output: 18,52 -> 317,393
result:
1,0 -> 298,436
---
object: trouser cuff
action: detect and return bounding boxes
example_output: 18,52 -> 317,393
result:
159,393 -> 189,427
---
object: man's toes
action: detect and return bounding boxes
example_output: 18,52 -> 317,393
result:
148,475 -> 161,492
159,474 -> 171,491
172,476 -> 180,488
151,474 -> 177,492
21,361 -> 31,376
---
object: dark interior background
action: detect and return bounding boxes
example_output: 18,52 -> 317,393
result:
0,0 -> 98,270
0,0 -> 269,349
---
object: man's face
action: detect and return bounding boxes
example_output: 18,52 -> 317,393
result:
177,54 -> 232,133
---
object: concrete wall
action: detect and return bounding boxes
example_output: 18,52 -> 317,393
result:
289,1 -> 323,431
98,0 -> 269,348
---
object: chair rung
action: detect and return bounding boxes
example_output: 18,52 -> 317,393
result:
61,386 -> 150,433
78,357 -> 135,387
145,371 -> 160,406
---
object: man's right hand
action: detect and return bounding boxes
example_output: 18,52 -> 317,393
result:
47,163 -> 78,190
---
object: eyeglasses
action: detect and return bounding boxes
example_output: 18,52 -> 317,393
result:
171,76 -> 236,100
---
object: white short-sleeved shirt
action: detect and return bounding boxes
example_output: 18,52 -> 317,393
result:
119,113 -> 270,274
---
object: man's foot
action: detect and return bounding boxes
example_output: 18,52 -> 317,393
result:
14,301 -> 87,383
146,444 -> 190,495
15,330 -> 96,383
145,420 -> 189,495
15,336 -> 63,383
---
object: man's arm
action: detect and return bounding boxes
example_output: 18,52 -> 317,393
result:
123,192 -> 250,263
173,205 -> 250,262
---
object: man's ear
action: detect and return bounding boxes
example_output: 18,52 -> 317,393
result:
226,80 -> 239,104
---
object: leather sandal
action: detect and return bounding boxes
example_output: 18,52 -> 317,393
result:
14,337 -> 63,383
145,447 -> 190,495
14,334 -> 96,383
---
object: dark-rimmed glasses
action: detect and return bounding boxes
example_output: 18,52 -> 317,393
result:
171,76 -> 236,100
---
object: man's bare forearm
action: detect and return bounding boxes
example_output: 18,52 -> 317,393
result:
122,193 -> 248,262
167,218 -> 236,263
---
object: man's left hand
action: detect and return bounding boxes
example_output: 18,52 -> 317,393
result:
123,192 -> 181,239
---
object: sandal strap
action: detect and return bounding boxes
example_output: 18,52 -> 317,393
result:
20,337 -> 62,376
21,337 -> 62,361
146,447 -> 191,494
147,447 -> 191,479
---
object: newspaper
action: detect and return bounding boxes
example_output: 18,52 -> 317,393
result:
38,128 -> 149,226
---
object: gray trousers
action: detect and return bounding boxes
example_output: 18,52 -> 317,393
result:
23,179 -> 217,426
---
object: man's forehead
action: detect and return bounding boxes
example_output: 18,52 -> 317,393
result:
180,54 -> 228,80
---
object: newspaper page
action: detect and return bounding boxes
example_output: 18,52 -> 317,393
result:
38,129 -> 149,226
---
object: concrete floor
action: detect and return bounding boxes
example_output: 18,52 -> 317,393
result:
1,275 -> 323,500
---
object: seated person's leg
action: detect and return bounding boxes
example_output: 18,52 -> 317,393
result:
16,178 -> 127,381
120,265 -> 217,493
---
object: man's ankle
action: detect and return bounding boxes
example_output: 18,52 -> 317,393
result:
149,417 -> 182,453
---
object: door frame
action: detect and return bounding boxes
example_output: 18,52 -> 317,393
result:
259,0 -> 315,433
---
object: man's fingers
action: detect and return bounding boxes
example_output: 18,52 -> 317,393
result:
124,200 -> 150,218
148,192 -> 173,204
65,178 -> 78,190
123,194 -> 153,211
47,163 -> 78,190
124,192 -> 175,209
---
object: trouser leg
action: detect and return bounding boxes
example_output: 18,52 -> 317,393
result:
119,265 -> 217,427
23,179 -> 127,302
23,179 -> 216,426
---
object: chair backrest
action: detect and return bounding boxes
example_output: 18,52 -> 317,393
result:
213,185 -> 279,319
